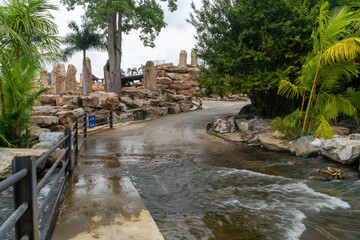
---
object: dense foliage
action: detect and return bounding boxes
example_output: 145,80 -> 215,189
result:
189,0 -> 352,117
0,0 -> 59,147
276,3 -> 360,139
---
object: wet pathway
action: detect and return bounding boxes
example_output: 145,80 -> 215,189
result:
52,101 -> 360,240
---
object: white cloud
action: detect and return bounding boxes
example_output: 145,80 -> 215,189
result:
46,0 -> 203,80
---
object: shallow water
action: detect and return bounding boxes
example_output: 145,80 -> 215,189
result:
119,143 -> 360,240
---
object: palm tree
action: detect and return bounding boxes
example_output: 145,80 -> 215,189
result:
278,3 -> 360,139
0,0 -> 61,63
63,21 -> 106,95
138,64 -> 145,74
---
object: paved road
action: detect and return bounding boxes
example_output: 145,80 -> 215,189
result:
52,101 -> 248,240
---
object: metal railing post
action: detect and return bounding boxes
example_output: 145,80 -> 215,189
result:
110,109 -> 113,129
13,156 -> 39,240
74,118 -> 79,153
84,113 -> 88,137
65,128 -> 73,173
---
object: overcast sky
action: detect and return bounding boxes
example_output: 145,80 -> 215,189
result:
47,0 -> 202,80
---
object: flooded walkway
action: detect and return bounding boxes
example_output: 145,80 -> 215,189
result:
51,137 -> 166,239
52,101 -> 360,240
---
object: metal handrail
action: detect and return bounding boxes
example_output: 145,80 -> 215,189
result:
36,136 -> 68,167
0,202 -> 28,239
0,109 -> 114,240
0,169 -> 28,192
37,147 -> 68,194
38,159 -> 69,220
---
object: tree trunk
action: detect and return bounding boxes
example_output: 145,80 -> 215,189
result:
0,76 -> 5,116
108,13 -> 122,94
83,50 -> 87,95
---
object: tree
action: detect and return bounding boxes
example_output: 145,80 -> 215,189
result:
277,2 -> 360,139
62,21 -> 106,95
189,0 -> 352,117
0,0 -> 61,63
0,56 -> 48,147
138,64 -> 145,74
60,0 -> 177,94
127,67 -> 138,76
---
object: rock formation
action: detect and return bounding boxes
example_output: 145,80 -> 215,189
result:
66,64 -> 77,92
191,49 -> 198,67
144,61 -> 157,91
179,50 -> 187,67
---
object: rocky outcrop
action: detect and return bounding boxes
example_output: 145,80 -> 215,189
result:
32,115 -> 59,127
0,148 -> 49,180
290,136 -> 319,157
315,137 -> 360,165
66,64 -> 77,92
258,133 -> 290,152
179,50 -> 187,68
144,61 -> 157,91
56,108 -> 85,129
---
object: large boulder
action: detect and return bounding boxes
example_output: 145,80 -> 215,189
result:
93,92 -> 120,110
315,137 -> 360,164
32,132 -> 65,149
118,112 -> 135,122
332,126 -> 351,136
56,95 -> 79,106
252,119 -> 272,132
167,103 -> 181,114
166,73 -> 191,81
157,77 -> 172,85
41,95 -> 59,105
289,136 -> 319,157
0,148 -> 49,180
78,95 -> 99,108
122,89 -> 152,99
32,116 -> 59,127
169,82 -> 192,90
56,108 -> 85,129
259,133 -> 290,152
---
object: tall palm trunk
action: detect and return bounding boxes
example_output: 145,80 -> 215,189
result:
83,50 -> 87,95
302,55 -> 322,135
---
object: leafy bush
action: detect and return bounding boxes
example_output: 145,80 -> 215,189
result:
271,110 -> 303,140
0,56 -> 48,147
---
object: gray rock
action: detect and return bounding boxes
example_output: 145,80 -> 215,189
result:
0,148 -> 49,180
290,136 -> 319,157
39,132 -> 64,144
350,133 -> 360,140
253,119 -> 272,132
238,119 -> 256,131
258,133 -> 290,152
31,115 -> 59,127
317,137 -> 360,164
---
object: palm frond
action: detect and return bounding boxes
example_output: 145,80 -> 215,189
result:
278,79 -> 303,99
323,38 -> 360,65
315,115 -> 334,139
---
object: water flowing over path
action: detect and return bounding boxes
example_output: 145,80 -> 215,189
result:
53,101 -> 360,240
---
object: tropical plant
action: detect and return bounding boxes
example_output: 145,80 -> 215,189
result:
0,0 -> 61,63
138,64 -> 145,74
62,21 -> 106,95
60,0 -> 177,94
278,2 -> 360,139
127,67 -> 138,76
0,56 -> 49,147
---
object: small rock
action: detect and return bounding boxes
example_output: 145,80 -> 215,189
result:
309,167 -> 346,181
332,126 -> 351,136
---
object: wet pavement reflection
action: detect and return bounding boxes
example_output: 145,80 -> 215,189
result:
53,101 -> 360,240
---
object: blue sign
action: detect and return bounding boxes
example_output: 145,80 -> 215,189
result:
88,115 -> 96,129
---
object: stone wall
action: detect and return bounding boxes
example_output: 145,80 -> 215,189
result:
141,49 -> 201,96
